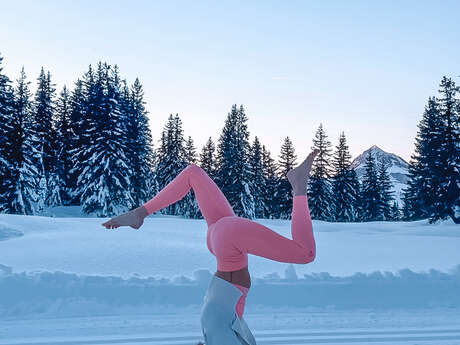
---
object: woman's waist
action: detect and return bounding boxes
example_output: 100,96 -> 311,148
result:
215,266 -> 251,289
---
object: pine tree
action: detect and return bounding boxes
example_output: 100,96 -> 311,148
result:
361,151 -> 381,221
307,123 -> 334,221
331,132 -> 357,222
200,136 -> 217,179
432,77 -> 460,223
0,55 -> 21,213
249,136 -> 266,218
349,168 -> 363,221
124,77 -> 155,210
216,104 -> 255,218
74,62 -> 133,216
261,144 -> 279,219
155,113 -> 187,215
33,68 -> 56,182
182,135 -> 200,218
377,160 -> 394,220
11,67 -> 42,215
185,136 -> 198,164
402,97 -> 441,220
49,85 -> 72,207
67,78 -> 87,205
277,136 -> 297,219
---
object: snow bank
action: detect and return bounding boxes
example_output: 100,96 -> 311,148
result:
1,264 -> 459,318
0,222 -> 23,241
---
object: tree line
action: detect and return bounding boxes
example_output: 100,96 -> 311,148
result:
0,53 -> 458,223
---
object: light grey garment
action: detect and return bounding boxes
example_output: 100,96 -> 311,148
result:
200,275 -> 256,345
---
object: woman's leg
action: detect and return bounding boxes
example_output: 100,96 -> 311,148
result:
212,194 -> 315,267
142,164 -> 235,227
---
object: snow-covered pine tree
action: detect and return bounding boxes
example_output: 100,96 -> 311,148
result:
402,97 -> 441,221
185,136 -> 197,164
54,86 -> 73,205
307,123 -> 334,221
41,71 -> 66,210
45,85 -> 72,208
249,136 -> 266,218
0,54 -> 20,213
377,160 -> 394,220
182,135 -> 200,218
155,113 -> 187,216
432,77 -> 460,224
11,67 -> 42,215
349,168 -> 363,221
360,151 -> 381,221
216,104 -> 255,218
277,136 -> 297,219
67,78 -> 87,205
200,136 -> 217,180
331,132 -> 357,222
33,68 -> 56,184
122,77 -> 155,210
75,62 -> 134,216
261,144 -> 280,219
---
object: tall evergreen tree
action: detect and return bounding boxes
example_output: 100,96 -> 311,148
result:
11,67 -> 42,214
331,132 -> 358,222
67,78 -> 87,205
307,123 -> 334,221
432,77 -> 460,223
360,151 -> 381,221
277,136 -> 297,219
47,85 -> 72,207
349,168 -> 363,221
0,55 -> 21,213
33,68 -> 56,180
261,144 -> 279,219
185,136 -> 198,164
200,136 -> 217,179
155,113 -> 187,215
182,135 -> 200,218
249,136 -> 266,218
377,160 -> 394,220
402,97 -> 441,220
216,104 -> 255,218
124,77 -> 155,209
74,62 -> 133,216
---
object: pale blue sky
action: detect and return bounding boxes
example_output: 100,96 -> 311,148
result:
2,0 -> 459,162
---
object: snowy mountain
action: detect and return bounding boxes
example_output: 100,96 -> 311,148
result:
350,145 -> 409,205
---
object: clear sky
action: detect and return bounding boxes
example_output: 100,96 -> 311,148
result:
2,0 -> 459,163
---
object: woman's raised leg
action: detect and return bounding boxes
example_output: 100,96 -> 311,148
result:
103,164 -> 235,229
142,164 -> 235,227
213,194 -> 315,267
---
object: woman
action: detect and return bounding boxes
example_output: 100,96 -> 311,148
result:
102,148 -> 319,345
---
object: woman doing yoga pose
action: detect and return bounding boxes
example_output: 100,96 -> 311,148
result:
102,149 -> 319,345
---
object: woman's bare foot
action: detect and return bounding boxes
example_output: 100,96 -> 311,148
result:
102,206 -> 148,230
287,149 -> 320,195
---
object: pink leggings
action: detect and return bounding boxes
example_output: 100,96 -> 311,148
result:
142,164 -> 316,316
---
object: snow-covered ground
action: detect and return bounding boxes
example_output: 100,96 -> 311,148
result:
0,208 -> 459,345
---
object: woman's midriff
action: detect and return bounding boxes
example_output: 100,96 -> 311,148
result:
215,266 -> 251,288
215,266 -> 251,318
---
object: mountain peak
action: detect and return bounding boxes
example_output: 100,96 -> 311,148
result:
350,146 -> 410,204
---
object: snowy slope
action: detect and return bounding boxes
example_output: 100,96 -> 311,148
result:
350,145 -> 410,205
0,209 -> 458,280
